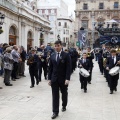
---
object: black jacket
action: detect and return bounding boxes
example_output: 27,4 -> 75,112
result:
78,59 -> 91,71
87,52 -> 94,67
48,51 -> 71,83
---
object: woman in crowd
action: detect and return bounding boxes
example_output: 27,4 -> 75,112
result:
3,47 -> 14,86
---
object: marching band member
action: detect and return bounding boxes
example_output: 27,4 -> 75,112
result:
78,53 -> 91,93
103,47 -> 111,84
98,49 -> 104,75
86,47 -> 94,84
37,45 -> 48,81
27,48 -> 39,88
106,49 -> 120,94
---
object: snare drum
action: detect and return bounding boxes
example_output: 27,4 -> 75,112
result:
79,68 -> 90,77
109,66 -> 120,76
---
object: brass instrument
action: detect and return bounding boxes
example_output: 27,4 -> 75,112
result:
87,52 -> 91,57
116,47 -> 120,54
86,49 -> 94,57
103,58 -> 107,68
27,56 -> 34,65
37,51 -> 45,62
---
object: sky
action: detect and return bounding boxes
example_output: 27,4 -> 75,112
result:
63,0 -> 75,16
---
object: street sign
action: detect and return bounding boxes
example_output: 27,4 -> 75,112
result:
76,41 -> 80,46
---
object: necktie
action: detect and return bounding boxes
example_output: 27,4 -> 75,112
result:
57,53 -> 60,64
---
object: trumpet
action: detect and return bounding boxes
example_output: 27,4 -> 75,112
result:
87,52 -> 91,57
86,49 -> 94,57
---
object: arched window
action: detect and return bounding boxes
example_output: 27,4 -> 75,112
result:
58,22 -> 61,26
9,26 -> 16,35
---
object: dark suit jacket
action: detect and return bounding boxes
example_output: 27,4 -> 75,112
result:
48,51 -> 71,83
106,56 -> 120,69
87,52 -> 94,67
78,59 -> 91,71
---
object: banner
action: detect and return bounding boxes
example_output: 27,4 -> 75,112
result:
99,35 -> 120,45
78,30 -> 87,46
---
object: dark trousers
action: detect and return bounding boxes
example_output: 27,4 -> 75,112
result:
38,62 -> 47,80
98,61 -> 103,74
51,81 -> 68,114
109,74 -> 118,91
29,68 -> 38,86
79,74 -> 87,90
88,67 -> 93,83
11,62 -> 18,79
4,69 -> 12,84
38,64 -> 42,81
19,62 -> 25,75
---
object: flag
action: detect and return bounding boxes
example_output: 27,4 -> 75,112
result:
78,30 -> 87,46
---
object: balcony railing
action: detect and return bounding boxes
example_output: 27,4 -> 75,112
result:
0,0 -> 18,12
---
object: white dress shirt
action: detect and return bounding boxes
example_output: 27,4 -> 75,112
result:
56,50 -> 62,61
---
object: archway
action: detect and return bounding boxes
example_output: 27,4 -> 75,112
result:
27,31 -> 33,52
9,26 -> 17,46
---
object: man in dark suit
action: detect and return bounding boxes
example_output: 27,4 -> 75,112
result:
106,49 -> 120,94
48,40 -> 71,119
78,53 -> 91,93
86,47 -> 94,84
37,45 -> 48,81
27,49 -> 39,88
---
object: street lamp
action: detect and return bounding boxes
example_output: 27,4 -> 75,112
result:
39,27 -> 44,45
0,12 -> 5,25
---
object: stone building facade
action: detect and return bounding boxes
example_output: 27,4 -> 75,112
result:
0,0 -> 51,51
75,0 -> 120,47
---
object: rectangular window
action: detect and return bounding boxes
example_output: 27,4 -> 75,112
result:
81,20 -> 88,29
64,22 -> 67,28
38,10 -> 42,15
114,2 -> 119,8
45,10 -> 48,15
83,3 -> 88,10
99,3 -> 104,9
58,22 -> 61,26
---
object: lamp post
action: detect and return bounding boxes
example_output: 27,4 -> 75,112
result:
39,27 -> 44,45
0,12 -> 5,34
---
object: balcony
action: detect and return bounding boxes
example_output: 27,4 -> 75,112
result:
99,6 -> 104,9
83,7 -> 88,10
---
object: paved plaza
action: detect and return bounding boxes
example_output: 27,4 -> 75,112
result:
0,61 -> 120,120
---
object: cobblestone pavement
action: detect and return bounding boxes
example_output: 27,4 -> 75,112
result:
0,61 -> 120,120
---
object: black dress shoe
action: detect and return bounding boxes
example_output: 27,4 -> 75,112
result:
15,77 -> 19,79
51,114 -> 58,119
62,107 -> 66,112
22,75 -> 26,77
88,82 -> 91,84
81,86 -> 83,89
110,91 -> 113,94
0,87 -> 3,89
12,78 -> 16,81
36,81 -> 39,85
115,88 -> 117,91
84,90 -> 87,93
5,83 -> 13,86
30,86 -> 34,88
